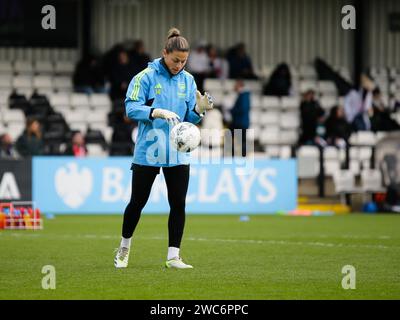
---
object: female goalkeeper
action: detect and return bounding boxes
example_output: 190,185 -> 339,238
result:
114,28 -> 214,269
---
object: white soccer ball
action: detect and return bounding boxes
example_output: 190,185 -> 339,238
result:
170,122 -> 201,152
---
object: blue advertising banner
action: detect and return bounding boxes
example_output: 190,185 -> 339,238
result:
32,157 -> 297,214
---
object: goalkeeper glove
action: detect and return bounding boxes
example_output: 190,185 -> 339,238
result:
151,108 -> 180,126
195,90 -> 214,114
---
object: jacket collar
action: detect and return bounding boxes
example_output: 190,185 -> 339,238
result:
154,58 -> 185,80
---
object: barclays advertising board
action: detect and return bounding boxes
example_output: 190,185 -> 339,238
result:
32,157 -> 297,214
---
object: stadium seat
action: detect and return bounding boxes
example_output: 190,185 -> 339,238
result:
299,65 -> 317,80
0,75 -> 12,90
250,110 -> 261,125
279,112 -> 299,130
204,78 -> 223,92
7,123 -> 25,141
260,111 -> 280,126
2,109 -> 25,125
261,96 -> 280,110
54,61 -> 75,74
64,110 -> 89,124
279,145 -> 292,159
14,60 -> 33,75
355,131 -> 377,146
259,126 -> 280,145
265,145 -> 280,158
222,79 -> 236,92
297,145 -> 320,178
318,81 -> 337,96
33,75 -> 53,91
279,130 -> 298,145
281,96 -> 300,110
250,95 -> 262,108
333,170 -> 360,202
0,61 -> 13,74
89,93 -> 111,111
34,61 -> 54,74
359,147 -> 373,162
69,123 -> 87,133
243,80 -> 262,93
299,80 -> 317,93
319,96 -> 338,111
70,93 -> 90,109
54,76 -> 73,92
13,75 -> 33,90
324,159 -> 341,176
349,159 -> 361,175
49,93 -> 70,111
86,144 -> 107,157
88,111 -> 108,126
361,169 -> 385,193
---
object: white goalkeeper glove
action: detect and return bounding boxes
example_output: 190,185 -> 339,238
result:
195,90 -> 214,114
151,108 -> 180,126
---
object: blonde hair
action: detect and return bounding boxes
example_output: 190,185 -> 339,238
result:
164,27 -> 190,53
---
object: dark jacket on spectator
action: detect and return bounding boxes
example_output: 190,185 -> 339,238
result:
15,131 -> 44,157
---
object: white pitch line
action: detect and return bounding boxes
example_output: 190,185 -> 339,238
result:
1,233 -> 398,250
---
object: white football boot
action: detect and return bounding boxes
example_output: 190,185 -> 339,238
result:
114,247 -> 130,268
165,256 -> 193,269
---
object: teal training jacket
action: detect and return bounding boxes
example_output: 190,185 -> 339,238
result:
125,57 -> 203,167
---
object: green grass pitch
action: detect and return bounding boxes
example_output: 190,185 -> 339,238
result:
0,214 -> 399,300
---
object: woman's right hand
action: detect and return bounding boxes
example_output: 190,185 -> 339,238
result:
151,108 -> 180,126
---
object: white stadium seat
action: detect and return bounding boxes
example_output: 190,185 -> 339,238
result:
34,61 -> 54,74
361,169 -> 385,193
318,81 -> 337,96
0,62 -> 13,74
7,124 -> 25,141
54,76 -> 73,92
260,112 -> 280,126
2,109 -> 25,124
55,61 -> 75,74
281,96 -> 300,110
297,145 -> 320,178
0,75 -> 12,90
70,93 -> 90,109
261,96 -> 280,109
13,75 -> 32,90
299,80 -> 317,93
89,93 -> 112,110
14,60 -> 33,74
280,112 -> 299,130
33,75 -> 53,90
204,79 -> 223,92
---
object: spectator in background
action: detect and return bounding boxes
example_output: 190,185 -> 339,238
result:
73,54 -> 107,94
207,45 -> 229,80
187,41 -> 210,92
263,63 -> 292,96
343,74 -> 374,131
324,105 -> 352,148
229,80 -> 251,156
129,40 -> 151,77
299,90 -> 326,147
0,133 -> 18,159
16,118 -> 44,157
369,88 -> 400,132
109,50 -> 135,101
226,43 -> 257,79
110,113 -> 136,156
64,131 -> 87,157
